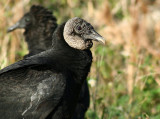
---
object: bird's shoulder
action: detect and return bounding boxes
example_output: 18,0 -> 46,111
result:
0,49 -> 54,75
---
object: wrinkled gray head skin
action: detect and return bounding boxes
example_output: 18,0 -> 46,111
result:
63,17 -> 105,50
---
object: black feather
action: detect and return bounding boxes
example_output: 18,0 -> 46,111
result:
0,22 -> 92,119
24,5 -> 58,57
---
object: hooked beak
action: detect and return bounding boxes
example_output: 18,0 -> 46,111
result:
84,30 -> 105,44
7,18 -> 26,33
7,22 -> 21,32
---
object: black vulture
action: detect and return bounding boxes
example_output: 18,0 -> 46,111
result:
7,5 -> 57,58
0,17 -> 105,119
8,5 -> 91,119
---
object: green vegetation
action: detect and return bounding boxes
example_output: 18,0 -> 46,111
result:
1,0 -> 160,118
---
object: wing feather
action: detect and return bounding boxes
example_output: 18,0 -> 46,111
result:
0,64 -> 66,119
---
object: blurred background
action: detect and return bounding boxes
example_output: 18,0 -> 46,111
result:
0,0 -> 160,118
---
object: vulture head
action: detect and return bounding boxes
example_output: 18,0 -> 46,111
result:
63,17 -> 105,50
7,13 -> 32,32
7,5 -> 57,32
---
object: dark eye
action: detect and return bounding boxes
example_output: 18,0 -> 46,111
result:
77,26 -> 82,30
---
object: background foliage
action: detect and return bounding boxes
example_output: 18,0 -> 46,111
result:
0,0 -> 160,119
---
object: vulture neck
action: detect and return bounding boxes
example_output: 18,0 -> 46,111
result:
24,26 -> 49,53
51,23 -> 92,84
24,21 -> 56,55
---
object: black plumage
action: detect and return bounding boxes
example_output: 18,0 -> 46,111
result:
1,17 -> 105,119
8,5 -> 90,119
8,5 -> 57,58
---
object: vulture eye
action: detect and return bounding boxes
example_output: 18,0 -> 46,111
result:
25,18 -> 30,22
77,26 -> 82,31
